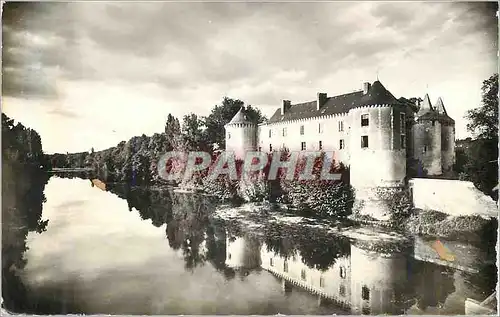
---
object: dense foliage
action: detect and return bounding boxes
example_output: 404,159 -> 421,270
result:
2,113 -> 48,168
455,73 -> 499,200
2,114 -> 52,313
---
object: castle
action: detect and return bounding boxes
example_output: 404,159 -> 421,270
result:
225,80 -> 456,188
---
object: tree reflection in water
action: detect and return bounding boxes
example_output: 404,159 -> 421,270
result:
2,161 -> 51,313
4,171 -> 495,315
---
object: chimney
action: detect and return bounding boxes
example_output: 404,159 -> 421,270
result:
363,82 -> 371,95
281,100 -> 291,116
317,93 -> 327,111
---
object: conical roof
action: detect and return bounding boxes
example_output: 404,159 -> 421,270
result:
434,97 -> 447,115
417,94 -> 433,116
227,107 -> 251,125
359,80 -> 400,106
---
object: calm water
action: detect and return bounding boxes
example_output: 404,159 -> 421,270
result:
2,174 -> 497,315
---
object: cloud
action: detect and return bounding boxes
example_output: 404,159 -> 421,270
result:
47,108 -> 80,119
1,1 -> 497,152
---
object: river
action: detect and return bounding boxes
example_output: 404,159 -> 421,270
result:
2,174 -> 497,315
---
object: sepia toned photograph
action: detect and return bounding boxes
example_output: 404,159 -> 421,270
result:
1,1 -> 499,315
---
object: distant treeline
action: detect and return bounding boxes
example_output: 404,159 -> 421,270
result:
47,97 -> 267,185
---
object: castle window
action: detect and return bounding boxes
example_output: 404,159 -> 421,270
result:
339,285 -> 346,297
228,253 -> 232,260
300,125 -> 305,135
423,145 -> 428,153
301,142 -> 306,151
361,114 -> 369,127
282,127 -> 287,137
318,123 -> 324,133
284,260 -> 288,272
340,139 -> 345,150
320,276 -> 325,288
270,144 -> 273,152
301,269 -> 306,280
269,129 -> 272,138
258,147 -> 262,152
400,134 -> 406,149
340,266 -> 346,278
319,141 -> 323,150
400,113 -> 406,132
339,121 -> 344,132
270,258 -> 274,267
227,132 -> 231,139
432,121 -> 435,127
361,286 -> 370,301
361,136 -> 369,148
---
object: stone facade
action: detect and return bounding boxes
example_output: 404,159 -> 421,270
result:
225,80 -> 455,182
224,80 -> 456,219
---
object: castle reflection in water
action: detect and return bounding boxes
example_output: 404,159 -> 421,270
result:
224,232 -> 480,315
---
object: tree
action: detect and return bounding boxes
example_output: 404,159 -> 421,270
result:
466,74 -> 499,140
203,97 -> 267,150
181,113 -> 207,151
461,74 -> 499,200
164,114 -> 183,150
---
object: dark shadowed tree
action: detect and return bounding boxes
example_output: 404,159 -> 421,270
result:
461,74 -> 499,199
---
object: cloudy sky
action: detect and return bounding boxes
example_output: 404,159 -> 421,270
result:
2,1 -> 498,153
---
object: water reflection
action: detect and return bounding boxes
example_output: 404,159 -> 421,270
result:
2,175 -> 497,315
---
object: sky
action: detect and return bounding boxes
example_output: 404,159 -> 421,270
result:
2,1 -> 498,154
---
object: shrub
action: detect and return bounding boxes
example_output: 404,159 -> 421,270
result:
278,152 -> 354,220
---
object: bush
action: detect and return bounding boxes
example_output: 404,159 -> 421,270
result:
374,187 -> 413,228
405,209 -> 494,242
278,152 -> 354,220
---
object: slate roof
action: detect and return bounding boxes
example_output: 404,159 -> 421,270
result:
416,95 -> 455,124
268,81 -> 403,123
227,107 -> 251,125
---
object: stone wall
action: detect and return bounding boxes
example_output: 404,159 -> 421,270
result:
225,123 -> 257,159
441,124 -> 455,172
412,120 -> 442,175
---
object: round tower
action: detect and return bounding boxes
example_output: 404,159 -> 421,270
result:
349,81 -> 411,220
349,243 -> 409,315
224,107 -> 257,160
435,97 -> 455,173
411,94 -> 442,176
349,81 -> 408,189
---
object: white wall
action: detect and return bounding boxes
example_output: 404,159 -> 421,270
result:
409,178 -> 498,218
259,114 -> 350,165
225,123 -> 257,159
348,106 -> 406,188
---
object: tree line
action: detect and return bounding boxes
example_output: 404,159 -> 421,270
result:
47,97 -> 267,185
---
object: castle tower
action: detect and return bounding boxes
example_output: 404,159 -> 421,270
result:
435,97 -> 455,173
411,94 -> 442,176
349,243 -> 409,315
224,107 -> 257,160
349,81 -> 411,220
